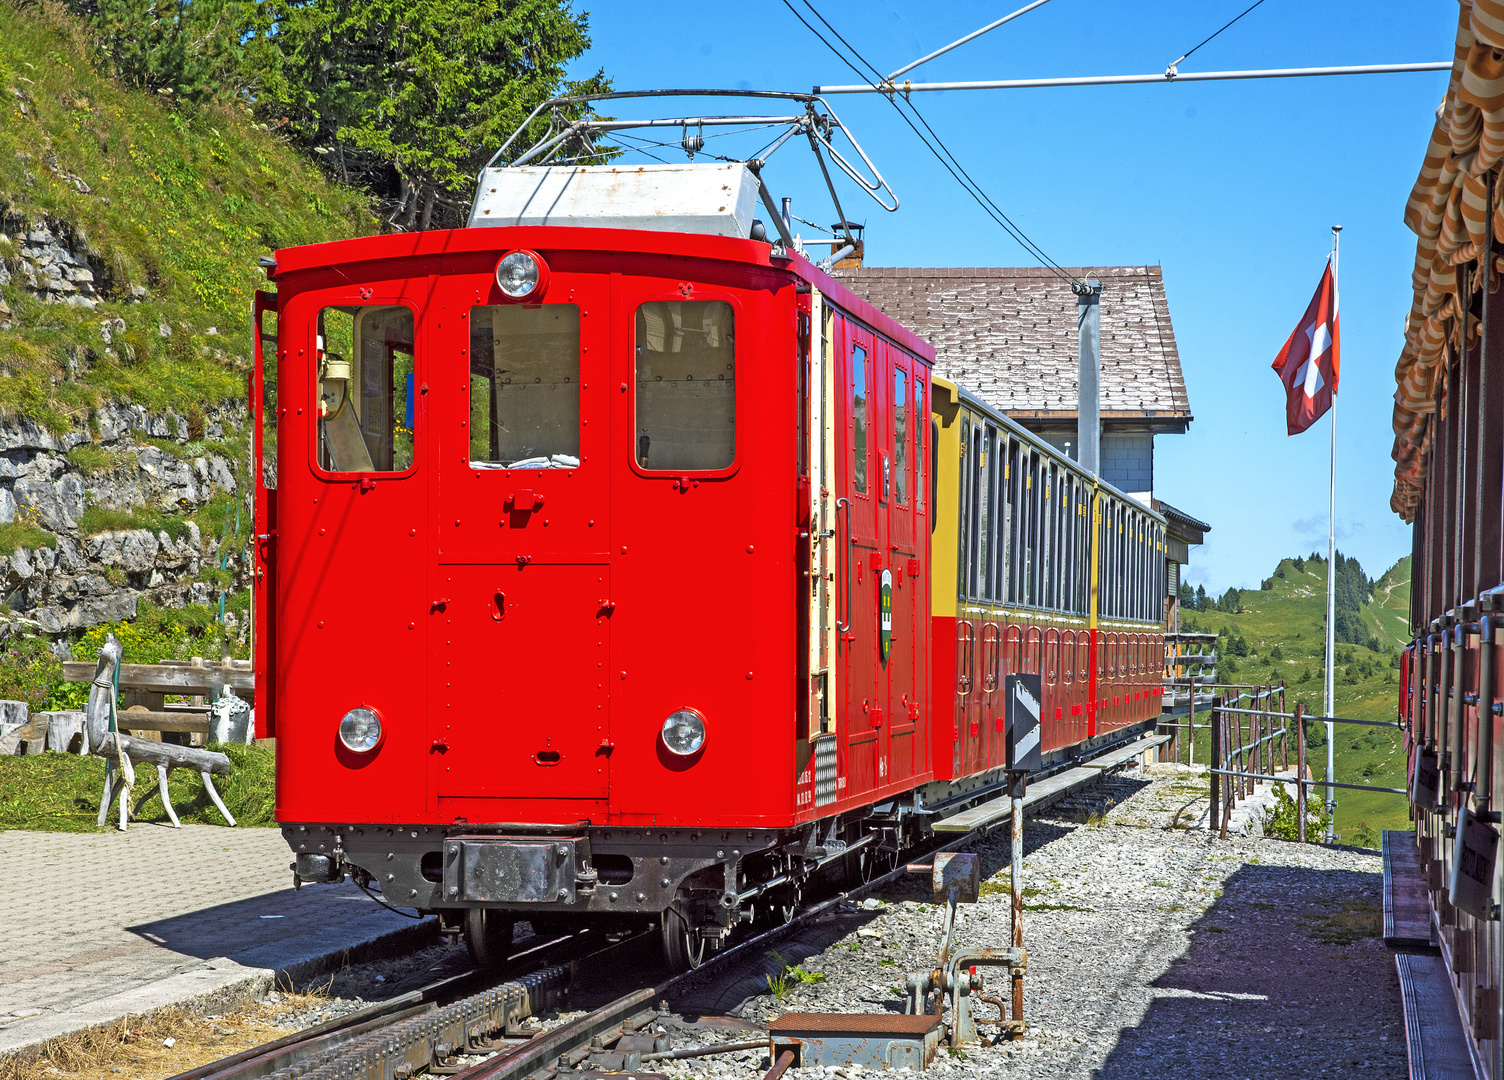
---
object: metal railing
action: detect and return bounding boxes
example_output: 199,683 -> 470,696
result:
1204,698 -> 1406,841
1156,680 -> 1283,769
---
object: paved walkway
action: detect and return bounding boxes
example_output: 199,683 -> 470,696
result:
0,825 -> 433,1053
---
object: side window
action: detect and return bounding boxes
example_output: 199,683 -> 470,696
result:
957,417 -> 971,597
893,366 -> 908,504
851,343 -> 868,492
469,304 -> 580,468
258,305 -> 277,488
798,312 -> 811,478
635,300 -> 735,471
316,305 -> 415,473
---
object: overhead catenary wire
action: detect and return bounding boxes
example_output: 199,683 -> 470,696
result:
781,0 -> 1077,284
1167,0 -> 1271,74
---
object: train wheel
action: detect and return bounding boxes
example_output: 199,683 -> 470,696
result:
464,908 -> 514,968
660,906 -> 706,972
771,885 -> 800,926
860,845 -> 897,884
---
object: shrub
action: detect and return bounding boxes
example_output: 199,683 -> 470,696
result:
1262,783 -> 1329,842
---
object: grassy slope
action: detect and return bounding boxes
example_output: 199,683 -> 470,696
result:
1180,556 -> 1411,839
0,3 -> 374,428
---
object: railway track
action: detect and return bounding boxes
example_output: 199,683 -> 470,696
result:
167,830 -> 972,1080
169,736 -> 1155,1080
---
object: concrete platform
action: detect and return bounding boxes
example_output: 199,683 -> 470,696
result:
0,825 -> 436,1054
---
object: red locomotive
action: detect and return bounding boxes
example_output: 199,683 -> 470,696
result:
252,98 -> 1167,970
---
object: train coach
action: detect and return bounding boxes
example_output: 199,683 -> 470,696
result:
251,159 -> 1167,970
1388,8 -> 1504,1070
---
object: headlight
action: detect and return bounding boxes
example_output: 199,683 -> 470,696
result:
660,708 -> 706,757
339,707 -> 383,753
496,249 -> 545,300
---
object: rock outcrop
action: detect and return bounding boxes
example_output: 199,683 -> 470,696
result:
1,402 -> 251,634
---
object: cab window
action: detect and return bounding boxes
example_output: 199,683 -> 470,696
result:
634,300 -> 735,471
469,304 -> 580,468
316,305 -> 415,473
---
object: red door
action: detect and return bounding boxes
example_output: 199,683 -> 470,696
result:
883,344 -> 926,787
430,268 -> 613,803
839,319 -> 883,797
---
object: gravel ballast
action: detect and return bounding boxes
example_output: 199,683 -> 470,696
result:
660,765 -> 1407,1079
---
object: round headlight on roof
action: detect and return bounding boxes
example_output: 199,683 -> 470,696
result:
660,708 -> 707,757
339,707 -> 383,753
495,249 -> 547,301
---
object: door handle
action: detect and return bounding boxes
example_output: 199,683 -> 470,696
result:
492,592 -> 505,621
836,498 -> 851,634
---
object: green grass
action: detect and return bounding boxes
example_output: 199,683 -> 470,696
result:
64,443 -> 123,474
77,502 -> 191,540
0,742 -> 274,831
0,520 -> 58,556
0,3 -> 376,427
1177,556 -> 1411,838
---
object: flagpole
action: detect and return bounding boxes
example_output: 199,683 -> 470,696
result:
1325,225 -> 1341,844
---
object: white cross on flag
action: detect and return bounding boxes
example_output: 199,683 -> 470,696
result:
1271,262 -> 1340,435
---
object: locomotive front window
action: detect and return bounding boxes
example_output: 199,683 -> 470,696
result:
469,305 -> 580,468
634,300 -> 735,471
316,306 -> 415,473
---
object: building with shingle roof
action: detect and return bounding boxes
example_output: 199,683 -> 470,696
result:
836,262 -> 1207,628
835,264 -> 1192,507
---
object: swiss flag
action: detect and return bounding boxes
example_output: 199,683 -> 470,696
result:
1271,262 -> 1340,435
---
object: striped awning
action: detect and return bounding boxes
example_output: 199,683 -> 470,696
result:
1391,0 -> 1504,521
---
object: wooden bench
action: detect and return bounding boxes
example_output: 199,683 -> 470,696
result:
62,657 -> 248,744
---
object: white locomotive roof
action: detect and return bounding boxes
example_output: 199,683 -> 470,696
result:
468,162 -> 761,238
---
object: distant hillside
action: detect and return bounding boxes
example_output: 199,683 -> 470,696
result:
1179,554 -> 1411,841
0,1 -> 375,429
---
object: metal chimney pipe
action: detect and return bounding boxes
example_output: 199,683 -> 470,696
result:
1075,278 -> 1101,475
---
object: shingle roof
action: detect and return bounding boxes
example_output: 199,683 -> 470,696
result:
834,265 -> 1192,426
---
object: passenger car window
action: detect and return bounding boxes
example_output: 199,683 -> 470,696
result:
893,367 -> 908,504
469,305 -> 580,468
851,344 -> 868,493
634,300 -> 735,471
316,306 -> 415,473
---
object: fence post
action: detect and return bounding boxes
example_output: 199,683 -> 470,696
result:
1239,700 -> 1251,806
1295,703 -> 1308,843
1210,695 -> 1222,834
1281,682 -> 1289,773
1220,699 -> 1233,840
1253,689 -> 1263,793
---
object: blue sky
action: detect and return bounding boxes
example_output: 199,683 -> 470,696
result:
566,0 -> 1455,592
